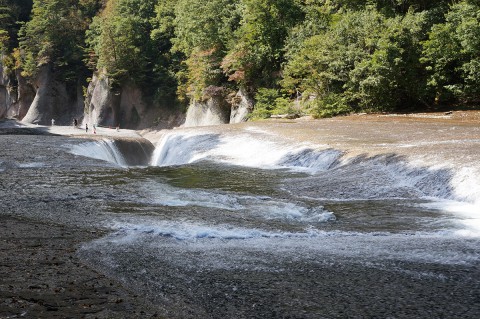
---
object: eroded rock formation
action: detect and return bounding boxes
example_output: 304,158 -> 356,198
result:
0,66 -> 35,120
184,86 -> 253,127
22,65 -> 84,125
84,72 -> 184,129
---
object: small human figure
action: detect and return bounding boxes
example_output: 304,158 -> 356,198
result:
85,123 -> 88,133
73,118 -> 78,128
116,125 -> 119,132
93,123 -> 96,134
51,118 -> 55,126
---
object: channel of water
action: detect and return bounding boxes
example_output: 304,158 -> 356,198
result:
64,120 -> 480,317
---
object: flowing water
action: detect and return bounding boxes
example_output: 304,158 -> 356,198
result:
2,118 -> 480,317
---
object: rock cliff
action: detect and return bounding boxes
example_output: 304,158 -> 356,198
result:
0,66 -> 35,120
21,65 -> 84,125
1,65 -> 250,129
84,72 -> 184,130
184,86 -> 253,127
230,88 -> 253,124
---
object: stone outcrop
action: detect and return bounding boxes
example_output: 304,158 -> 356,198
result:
230,88 -> 253,124
84,72 -> 183,129
184,86 -> 232,127
21,65 -> 84,125
0,66 -> 35,120
183,86 -> 254,127
84,73 -> 120,128
1,63 -> 251,129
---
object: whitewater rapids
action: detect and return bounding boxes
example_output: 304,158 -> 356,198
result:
55,116 -> 480,317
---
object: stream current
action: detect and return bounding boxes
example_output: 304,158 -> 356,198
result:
2,118 -> 480,318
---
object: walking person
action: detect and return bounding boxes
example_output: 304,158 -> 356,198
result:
85,123 -> 88,133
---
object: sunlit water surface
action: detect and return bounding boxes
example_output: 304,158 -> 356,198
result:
66,122 -> 480,318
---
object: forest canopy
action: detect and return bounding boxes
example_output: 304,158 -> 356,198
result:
1,0 -> 479,118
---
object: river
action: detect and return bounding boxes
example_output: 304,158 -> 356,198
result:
1,116 -> 480,318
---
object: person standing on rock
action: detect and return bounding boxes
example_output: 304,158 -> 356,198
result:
85,123 -> 88,133
73,118 -> 78,128
51,119 -> 55,126
93,123 -> 96,134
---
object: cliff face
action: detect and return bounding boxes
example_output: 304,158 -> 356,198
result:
0,66 -> 35,120
84,73 -> 120,128
1,65 -> 250,129
184,87 -> 253,128
21,65 -> 84,125
0,64 -> 84,125
230,88 -> 253,124
84,73 -> 184,130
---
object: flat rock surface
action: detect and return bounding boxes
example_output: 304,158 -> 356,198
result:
0,216 -> 160,318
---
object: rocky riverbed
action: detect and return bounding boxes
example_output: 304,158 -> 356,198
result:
1,113 -> 480,318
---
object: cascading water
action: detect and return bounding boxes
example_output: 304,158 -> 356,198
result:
14,119 -> 480,318
70,128 -> 480,237
150,131 -> 343,171
70,139 -> 127,166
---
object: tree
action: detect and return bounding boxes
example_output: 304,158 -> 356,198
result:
169,0 -> 239,99
0,0 -> 33,54
282,7 -> 430,117
221,0 -> 302,89
422,0 -> 480,104
18,0 -> 90,81
86,0 -> 158,86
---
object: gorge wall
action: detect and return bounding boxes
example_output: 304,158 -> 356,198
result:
183,87 -> 253,127
0,66 -> 35,121
1,65 -> 253,129
84,73 -> 185,130
0,66 -> 186,130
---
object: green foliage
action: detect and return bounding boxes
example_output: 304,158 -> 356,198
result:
0,0 -> 32,53
282,7 -> 431,116
86,0 -> 158,86
249,88 -> 293,119
1,0 -> 478,117
422,1 -> 480,104
168,0 -> 239,99
307,93 -> 351,118
222,0 -> 303,87
18,0 -> 89,80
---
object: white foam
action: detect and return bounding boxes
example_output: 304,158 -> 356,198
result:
94,220 -> 479,267
111,221 -> 339,241
18,162 -> 45,168
146,182 -> 335,223
420,200 -> 480,237
69,139 -> 127,166
451,166 -> 480,205
151,132 -> 340,172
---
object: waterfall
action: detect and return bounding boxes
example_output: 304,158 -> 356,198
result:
149,130 -> 480,209
69,139 -> 127,166
150,131 -> 342,171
